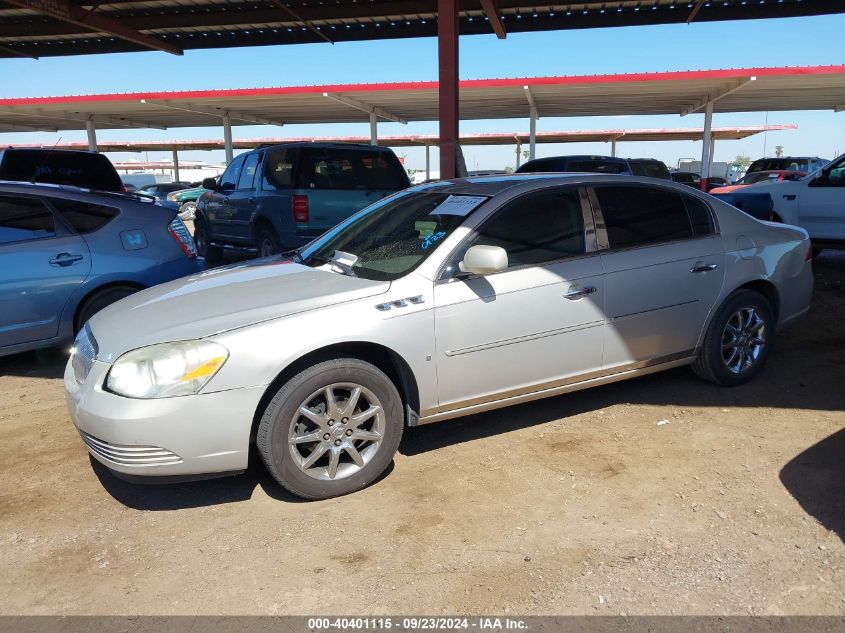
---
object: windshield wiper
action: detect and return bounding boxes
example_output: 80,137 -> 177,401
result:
302,252 -> 358,277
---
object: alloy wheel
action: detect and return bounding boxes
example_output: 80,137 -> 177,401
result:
288,383 -> 385,481
721,306 -> 766,374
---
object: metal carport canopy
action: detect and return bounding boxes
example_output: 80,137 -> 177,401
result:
2,125 -> 797,152
0,66 -> 842,134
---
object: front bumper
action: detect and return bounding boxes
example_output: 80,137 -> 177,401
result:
64,358 -> 265,478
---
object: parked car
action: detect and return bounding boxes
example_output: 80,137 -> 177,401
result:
709,170 -> 807,194
136,182 -> 192,201
746,157 -> 828,175
0,148 -> 124,192
0,181 -> 203,358
726,152 -> 845,255
194,143 -> 410,264
164,183 -> 211,220
627,158 -> 671,179
516,155 -> 632,175
670,171 -> 724,192
66,174 -> 812,499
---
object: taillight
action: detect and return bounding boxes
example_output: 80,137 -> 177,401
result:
292,195 -> 309,223
120,185 -> 128,193
168,217 -> 197,259
805,243 -> 814,261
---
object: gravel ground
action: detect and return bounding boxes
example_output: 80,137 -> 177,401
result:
0,252 -> 843,616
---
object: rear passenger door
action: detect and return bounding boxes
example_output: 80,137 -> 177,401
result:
590,184 -> 725,371
0,194 -> 91,348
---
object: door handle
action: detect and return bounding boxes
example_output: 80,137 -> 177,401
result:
563,285 -> 597,300
691,263 -> 718,273
49,252 -> 83,266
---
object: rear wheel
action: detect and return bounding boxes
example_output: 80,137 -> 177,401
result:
692,289 -> 774,386
75,285 -> 139,333
257,358 -> 403,499
194,216 -> 222,264
256,225 -> 282,258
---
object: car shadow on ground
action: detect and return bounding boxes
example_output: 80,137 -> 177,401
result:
780,428 -> 845,543
0,347 -> 67,379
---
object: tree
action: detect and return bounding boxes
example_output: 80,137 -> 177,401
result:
775,145 -> 784,158
732,155 -> 752,168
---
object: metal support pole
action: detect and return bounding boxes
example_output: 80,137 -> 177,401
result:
528,107 -> 537,161
515,141 -> 522,170
709,137 -> 715,173
369,112 -> 378,146
700,100 -> 714,192
425,145 -> 431,181
438,0 -> 459,180
223,112 -> 234,165
172,147 -> 180,183
611,139 -> 617,157
86,119 -> 97,152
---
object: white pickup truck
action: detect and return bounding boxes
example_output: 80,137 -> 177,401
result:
738,152 -> 845,254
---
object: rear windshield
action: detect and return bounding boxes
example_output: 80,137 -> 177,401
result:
296,148 -> 409,191
629,160 -> 670,179
747,158 -> 811,173
0,150 -> 123,191
517,157 -> 630,174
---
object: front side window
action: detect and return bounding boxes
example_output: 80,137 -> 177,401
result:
299,189 -> 488,281
0,196 -> 56,244
458,188 -> 586,270
814,156 -> 845,187
219,154 -> 246,191
237,153 -> 261,190
595,185 -> 693,249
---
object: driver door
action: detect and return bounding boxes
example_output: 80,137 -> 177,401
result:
800,157 -> 845,241
433,187 -> 605,414
205,154 -> 245,241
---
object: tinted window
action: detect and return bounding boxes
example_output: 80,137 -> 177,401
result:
629,160 -> 670,179
748,158 -> 814,173
683,195 -> 716,237
219,154 -> 246,191
596,185 -> 692,249
297,148 -> 406,191
0,196 -> 56,244
565,159 -> 630,174
48,198 -> 119,234
0,150 -> 122,191
464,188 -> 585,268
237,153 -> 260,190
263,148 -> 296,190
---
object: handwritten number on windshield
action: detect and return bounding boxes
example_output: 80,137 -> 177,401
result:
422,231 -> 447,250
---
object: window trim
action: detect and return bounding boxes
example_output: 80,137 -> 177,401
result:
586,183 -> 720,254
235,151 -> 263,192
436,184 -> 598,283
218,153 -> 247,192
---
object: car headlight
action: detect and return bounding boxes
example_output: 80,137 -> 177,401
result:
106,341 -> 228,399
167,192 -> 178,201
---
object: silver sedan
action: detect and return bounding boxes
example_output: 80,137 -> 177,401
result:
65,175 -> 813,499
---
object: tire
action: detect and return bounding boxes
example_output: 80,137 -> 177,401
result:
193,216 -> 222,264
692,289 -> 775,387
75,285 -> 139,333
178,201 -> 197,221
256,225 -> 282,258
257,358 -> 403,500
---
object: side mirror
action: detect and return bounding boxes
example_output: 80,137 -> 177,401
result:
459,245 -> 508,276
201,177 -> 219,191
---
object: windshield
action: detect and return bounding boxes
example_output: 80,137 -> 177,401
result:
747,158 -> 810,173
740,172 -> 779,185
299,189 -> 489,281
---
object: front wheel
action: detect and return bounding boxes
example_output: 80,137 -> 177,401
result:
256,358 -> 403,499
692,289 -> 775,386
178,201 -> 197,221
193,216 -> 222,265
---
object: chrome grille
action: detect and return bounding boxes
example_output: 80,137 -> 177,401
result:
80,432 -> 183,467
71,325 -> 97,384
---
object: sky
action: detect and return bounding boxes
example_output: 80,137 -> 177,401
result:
0,13 -> 843,174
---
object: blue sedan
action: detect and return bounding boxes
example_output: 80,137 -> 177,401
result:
0,181 -> 204,357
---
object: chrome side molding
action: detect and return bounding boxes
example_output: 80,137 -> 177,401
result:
376,296 -> 425,311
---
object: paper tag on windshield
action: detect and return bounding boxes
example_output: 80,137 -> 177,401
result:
431,195 -> 487,216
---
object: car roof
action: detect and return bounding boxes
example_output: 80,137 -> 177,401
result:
254,141 -> 395,151
0,179 -> 156,205
1,147 -> 100,156
408,172 -> 657,196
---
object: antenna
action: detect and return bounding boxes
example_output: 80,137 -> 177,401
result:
29,136 -> 63,184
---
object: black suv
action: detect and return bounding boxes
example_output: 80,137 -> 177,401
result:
195,143 -> 410,262
0,148 -> 124,192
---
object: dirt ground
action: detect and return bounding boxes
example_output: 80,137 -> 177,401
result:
0,253 -> 843,616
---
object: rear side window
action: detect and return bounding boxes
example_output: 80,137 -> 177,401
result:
683,195 -> 716,237
297,148 -> 407,190
464,187 -> 585,268
0,150 -> 122,191
0,195 -> 56,244
595,185 -> 692,249
262,148 -> 296,190
48,197 -> 119,234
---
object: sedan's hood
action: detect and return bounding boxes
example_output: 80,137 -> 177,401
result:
89,258 -> 389,360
